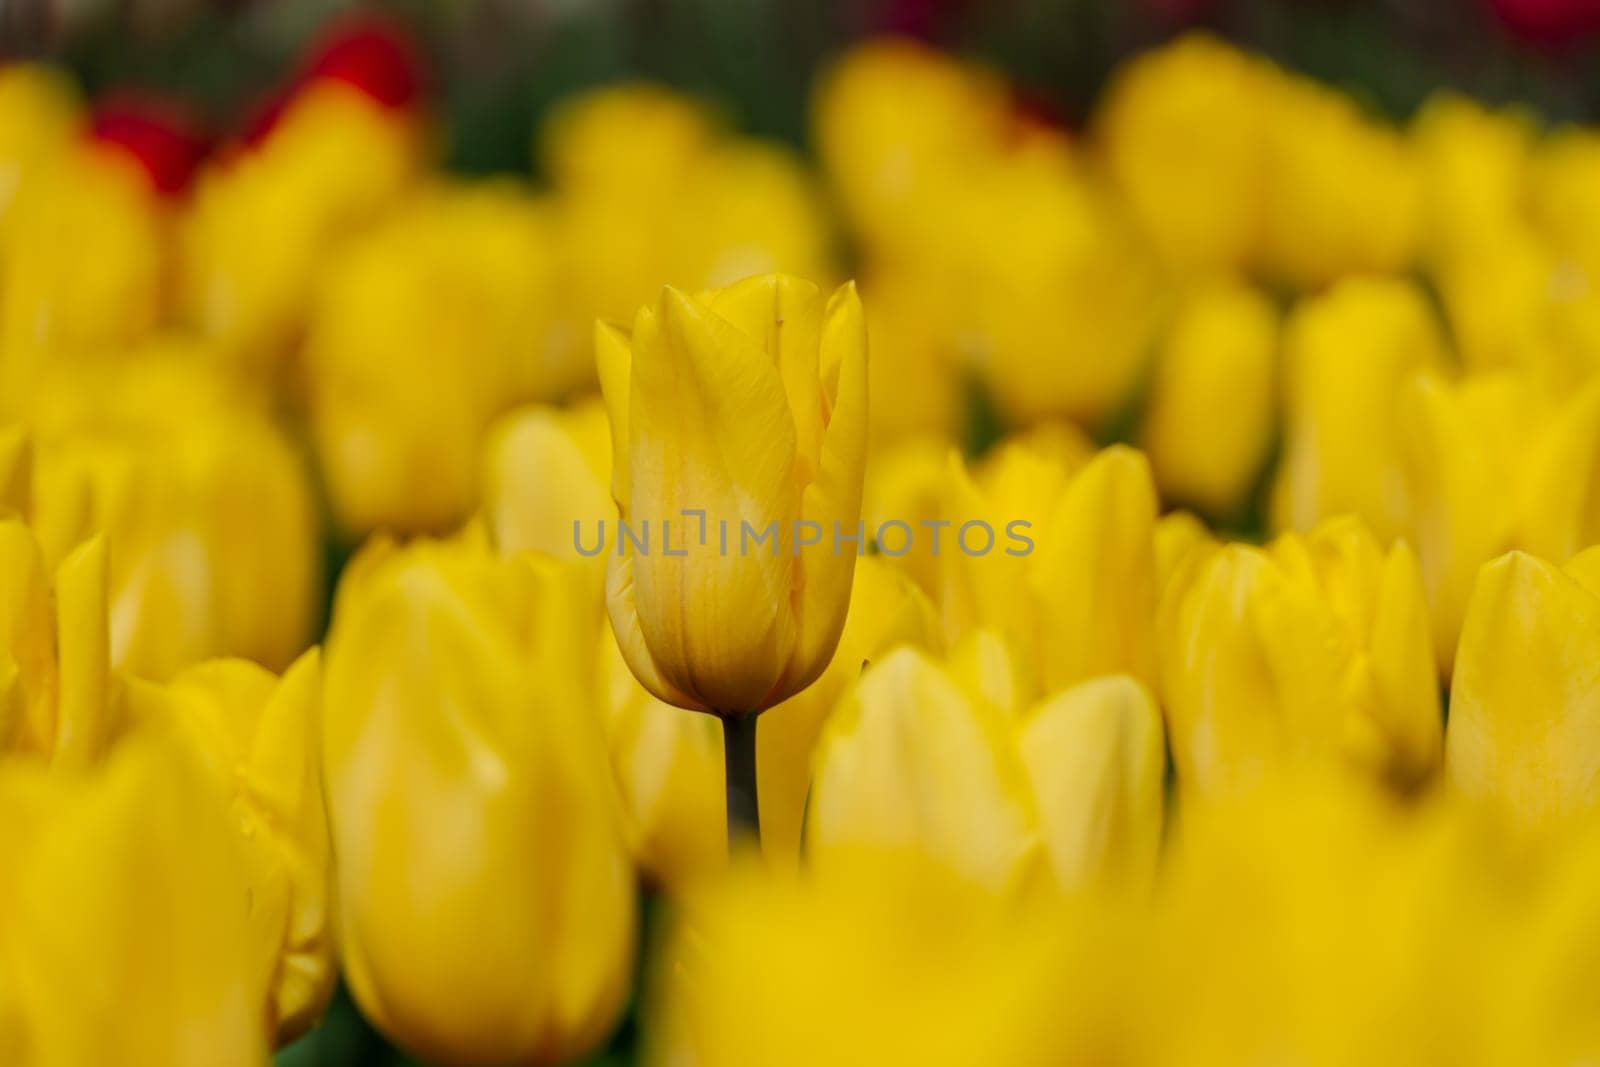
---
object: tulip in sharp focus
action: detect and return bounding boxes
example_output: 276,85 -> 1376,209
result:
809,644 -> 1165,894
323,537 -> 634,1065
598,273 -> 868,716
1448,547 -> 1600,833
123,650 -> 333,1044
1159,516 -> 1441,794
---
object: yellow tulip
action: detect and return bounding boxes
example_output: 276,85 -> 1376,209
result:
858,270 -> 964,446
1154,509 -> 1218,602
0,142 -> 165,389
809,644 -> 1165,894
1398,370 -> 1600,675
544,84 -> 836,383
1411,94 -> 1535,265
1447,547 -> 1600,833
180,82 -> 420,378
307,182 -> 571,537
1527,128 -> 1600,283
1148,773 -> 1496,1067
0,735 -> 269,1066
323,537 -> 634,1065
960,135 -> 1163,429
758,555 -> 940,867
1158,516 -> 1441,795
1258,74 -> 1421,288
811,38 -> 1010,262
942,441 -> 1158,693
1273,276 -> 1446,539
1096,33 -> 1271,276
15,344 -> 319,681
597,624 -> 726,884
122,649 -> 332,1044
860,434 -> 949,598
646,851 -> 1066,1067
0,511 -> 109,767
1141,279 -> 1279,518
481,398 -> 614,562
0,63 -> 81,223
598,274 -> 868,716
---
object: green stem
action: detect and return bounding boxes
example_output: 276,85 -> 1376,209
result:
722,714 -> 760,845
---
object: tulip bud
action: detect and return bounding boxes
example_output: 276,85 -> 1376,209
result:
0,735 -> 269,1065
1448,547 -> 1600,832
599,274 -> 868,716
324,538 -> 634,1065
942,441 -> 1158,693
1159,517 -> 1441,794
1411,94 -> 1535,266
306,183 -> 568,536
810,644 -> 1166,894
1273,277 -> 1446,540
1141,279 -> 1278,519
123,650 -> 332,1043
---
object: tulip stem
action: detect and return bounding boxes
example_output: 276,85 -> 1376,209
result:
722,714 -> 760,845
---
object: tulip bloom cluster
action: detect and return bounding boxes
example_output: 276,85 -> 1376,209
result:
10,17 -> 1600,1067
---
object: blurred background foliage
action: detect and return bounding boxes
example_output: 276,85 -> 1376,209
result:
7,0 -> 1600,1063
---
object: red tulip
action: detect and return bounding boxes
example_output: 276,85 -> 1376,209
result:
90,94 -> 209,197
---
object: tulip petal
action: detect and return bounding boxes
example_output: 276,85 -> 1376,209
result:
1018,674 -> 1165,891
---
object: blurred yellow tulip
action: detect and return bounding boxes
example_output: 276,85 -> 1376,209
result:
812,38 -> 1010,263
0,63 -> 81,223
123,649 -> 332,1044
1411,94 -> 1535,265
15,344 -> 319,681
647,851 -> 1067,1067
323,537 -> 634,1065
1159,517 -> 1441,794
481,399 -> 615,562
1147,773 -> 1497,1067
0,142 -> 165,390
1273,276 -> 1446,540
180,82 -> 420,378
1259,75 -> 1421,288
544,83 -> 836,383
307,181 -> 573,537
1448,547 -> 1600,834
0,735 -> 269,1066
758,554 -> 939,867
596,623 -> 726,884
599,274 -> 867,716
1399,370 -> 1600,675
942,441 -> 1158,693
1141,279 -> 1279,518
810,644 -> 1164,894
1096,33 -> 1270,276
